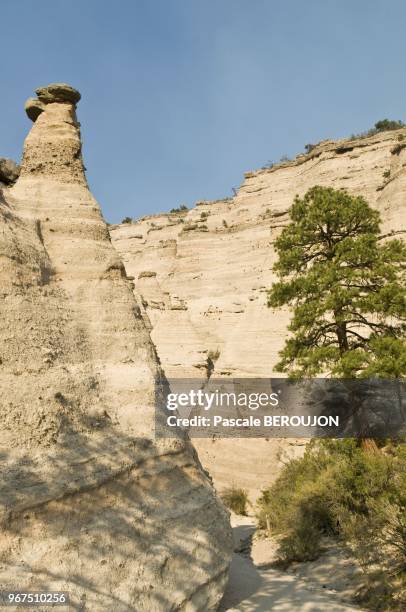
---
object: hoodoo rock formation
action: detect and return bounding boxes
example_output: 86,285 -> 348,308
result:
111,129 -> 406,495
0,84 -> 232,610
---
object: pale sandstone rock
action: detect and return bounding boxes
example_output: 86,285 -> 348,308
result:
36,82 -> 81,104
111,130 -> 406,498
24,97 -> 46,122
0,86 -> 232,611
0,158 -> 20,184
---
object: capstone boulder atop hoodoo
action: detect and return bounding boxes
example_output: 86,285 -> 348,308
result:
25,84 -> 80,122
0,84 -> 232,611
36,82 -> 81,104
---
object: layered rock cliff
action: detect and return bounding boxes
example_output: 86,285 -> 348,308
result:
110,129 -> 406,495
0,84 -> 232,611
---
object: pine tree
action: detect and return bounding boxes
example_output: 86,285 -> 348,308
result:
268,186 -> 406,379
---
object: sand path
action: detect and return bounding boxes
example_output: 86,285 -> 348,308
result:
220,516 -> 363,611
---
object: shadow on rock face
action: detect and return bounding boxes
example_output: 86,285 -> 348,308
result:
0,158 -> 20,185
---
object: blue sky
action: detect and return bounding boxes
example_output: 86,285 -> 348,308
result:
1,0 -> 406,223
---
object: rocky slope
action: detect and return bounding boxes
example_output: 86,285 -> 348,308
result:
0,84 -> 232,611
110,129 -> 406,496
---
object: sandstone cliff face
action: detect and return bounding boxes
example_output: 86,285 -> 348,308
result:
110,130 -> 406,495
0,85 -> 232,611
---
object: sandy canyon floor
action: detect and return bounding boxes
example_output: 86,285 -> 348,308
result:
220,514 -> 364,611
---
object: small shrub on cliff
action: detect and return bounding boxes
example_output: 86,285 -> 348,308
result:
349,119 -> 405,141
122,216 -> 132,224
206,349 -> 220,378
392,142 -> 406,155
221,486 -> 249,515
170,204 -> 188,213
207,349 -> 220,362
375,119 -> 405,132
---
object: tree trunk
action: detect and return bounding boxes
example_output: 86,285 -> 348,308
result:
359,437 -> 379,453
334,309 -> 380,453
344,379 -> 380,454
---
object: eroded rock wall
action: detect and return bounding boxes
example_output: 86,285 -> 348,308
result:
0,85 -> 232,611
110,130 -> 406,496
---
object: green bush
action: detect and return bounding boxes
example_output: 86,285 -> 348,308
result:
375,119 -> 404,132
350,119 -> 405,141
122,216 -> 132,224
257,440 -> 406,604
383,169 -> 391,179
221,487 -> 249,515
278,516 -> 322,562
170,204 -> 188,213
